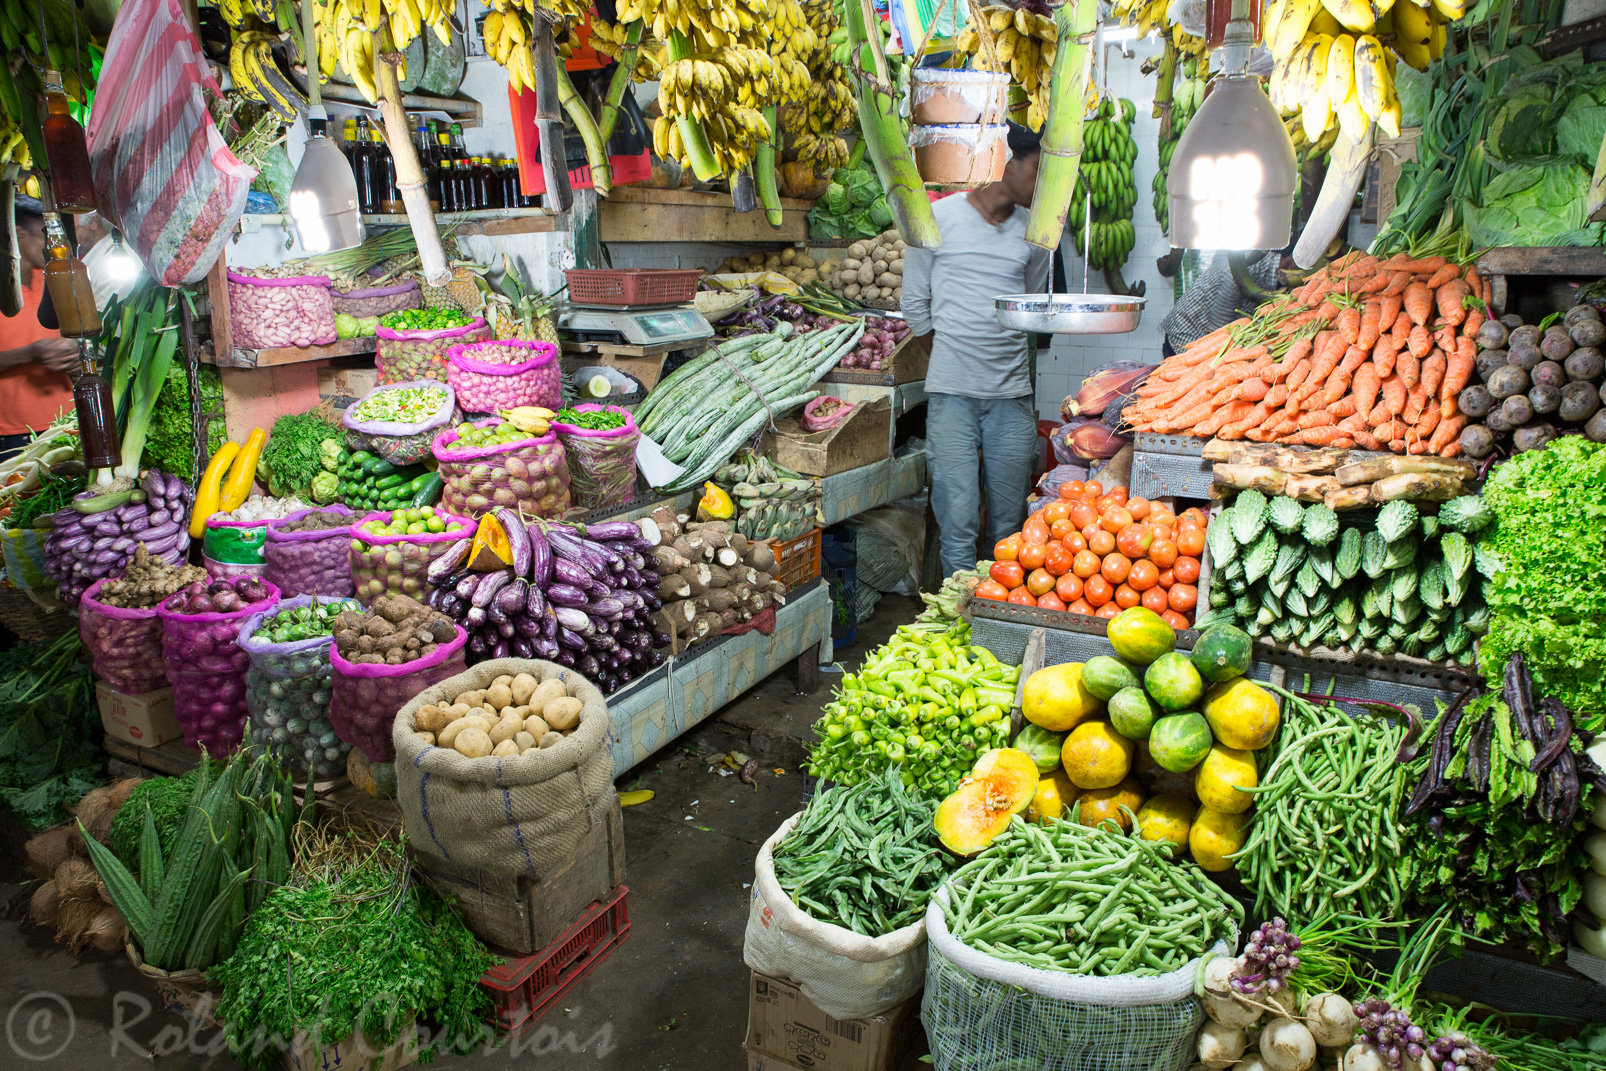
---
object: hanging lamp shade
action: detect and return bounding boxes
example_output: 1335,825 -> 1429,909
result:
1166,72 -> 1297,250
289,113 -> 365,254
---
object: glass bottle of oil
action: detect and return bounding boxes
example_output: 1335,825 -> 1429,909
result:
41,71 -> 96,214
42,213 -> 99,338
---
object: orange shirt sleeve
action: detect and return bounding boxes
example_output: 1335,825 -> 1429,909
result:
0,273 -> 74,437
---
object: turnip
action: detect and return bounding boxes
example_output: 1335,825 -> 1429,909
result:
1196,1021 -> 1246,1069
1304,993 -> 1360,1047
1260,1017 -> 1317,1071
1201,955 -> 1263,1028
1341,1043 -> 1387,1071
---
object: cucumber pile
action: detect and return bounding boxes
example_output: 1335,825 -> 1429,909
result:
333,448 -> 443,513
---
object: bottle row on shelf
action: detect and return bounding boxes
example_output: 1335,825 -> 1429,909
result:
338,115 -> 539,216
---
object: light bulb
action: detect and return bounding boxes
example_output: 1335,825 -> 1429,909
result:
1166,68 -> 1296,250
104,232 -> 142,282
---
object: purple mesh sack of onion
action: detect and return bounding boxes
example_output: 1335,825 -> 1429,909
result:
1351,998 -> 1428,1069
1425,1031 -> 1495,1071
1230,916 -> 1301,994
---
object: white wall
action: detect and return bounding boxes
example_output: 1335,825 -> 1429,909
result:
1036,34 -> 1175,422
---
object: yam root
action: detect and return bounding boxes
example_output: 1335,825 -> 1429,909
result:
1211,464 -> 1288,495
745,542 -> 777,572
1332,456 -> 1478,484
1284,475 -> 1343,502
1369,472 -> 1464,503
1324,485 -> 1374,510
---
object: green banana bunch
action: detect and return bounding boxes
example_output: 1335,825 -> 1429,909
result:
1069,96 -> 1139,273
1153,57 -> 1207,234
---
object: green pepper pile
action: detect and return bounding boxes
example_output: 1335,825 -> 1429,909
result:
554,406 -> 627,431
809,622 -> 1018,796
333,448 -> 443,513
258,598 -> 361,643
380,308 -> 473,332
772,766 -> 953,937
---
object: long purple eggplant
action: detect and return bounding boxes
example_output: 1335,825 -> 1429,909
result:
494,508 -> 533,576
429,538 -> 473,584
554,606 -> 593,634
528,523 -> 553,587
456,572 -> 486,601
591,597 -> 626,620
541,605 -> 558,640
534,638 -> 560,660
552,557 -> 593,589
514,615 -> 544,640
554,648 -> 576,668
576,653 -> 601,678
466,606 -> 487,628
525,582 -> 547,618
512,637 -> 535,659
472,570 -> 513,609
547,583 -> 589,608
497,577 -> 528,615
557,627 -> 586,651
582,521 -> 643,541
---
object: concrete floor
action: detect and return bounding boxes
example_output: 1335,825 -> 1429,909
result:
0,596 -> 921,1070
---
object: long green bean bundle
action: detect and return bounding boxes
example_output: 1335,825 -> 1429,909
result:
1233,687 -> 1410,923
942,817 -> 1242,977
772,766 -> 953,937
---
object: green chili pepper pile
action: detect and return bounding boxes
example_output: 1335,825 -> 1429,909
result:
809,623 -> 1018,796
554,406 -> 628,431
1233,686 -> 1412,924
259,598 -> 361,644
351,384 -> 450,424
380,307 -> 473,332
772,766 -> 954,937
943,816 -> 1243,977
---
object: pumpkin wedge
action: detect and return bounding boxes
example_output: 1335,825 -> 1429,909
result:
934,747 -> 1039,855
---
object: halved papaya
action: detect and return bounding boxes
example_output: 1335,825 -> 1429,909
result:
934,748 -> 1040,854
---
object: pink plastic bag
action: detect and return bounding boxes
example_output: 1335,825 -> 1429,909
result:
550,404 -> 641,510
330,628 -> 467,761
158,582 -> 280,753
265,506 -> 357,598
446,339 -> 562,413
432,418 -> 571,520
86,0 -> 255,284
79,578 -> 168,695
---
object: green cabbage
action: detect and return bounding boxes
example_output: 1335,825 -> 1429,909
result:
869,196 -> 894,228
820,181 -> 850,215
311,471 -> 339,504
1464,161 -> 1604,248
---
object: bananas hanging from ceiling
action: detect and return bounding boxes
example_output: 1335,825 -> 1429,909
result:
778,0 -> 847,172
0,113 -> 32,171
1262,0 -> 1458,147
1069,97 -> 1139,273
952,4 -> 1057,132
1152,53 -> 1209,233
305,0 -> 454,104
588,15 -> 663,81
1110,0 -> 1208,56
230,28 -> 308,121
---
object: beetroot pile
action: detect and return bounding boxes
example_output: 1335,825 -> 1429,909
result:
163,575 -> 275,615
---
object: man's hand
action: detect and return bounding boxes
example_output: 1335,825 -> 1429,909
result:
915,332 -> 933,357
32,338 -> 80,373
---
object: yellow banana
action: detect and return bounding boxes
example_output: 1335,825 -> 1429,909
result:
1390,0 -> 1432,70
1275,0 -> 1322,58
1261,0 -> 1287,46
1014,6 -> 1031,35
1326,33 -> 1356,106
1302,83 -> 1333,142
1310,8 -> 1345,33
988,5 -> 1012,31
1351,33 -> 1388,120
1428,15 -> 1447,59
1429,0 -> 1464,17
1337,93 -> 1370,138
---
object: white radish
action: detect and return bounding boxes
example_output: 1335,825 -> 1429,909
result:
1201,955 -> 1263,1028
1196,1021 -> 1246,1069
1341,1043 -> 1388,1071
1587,831 -> 1606,875
1592,786 -> 1606,830
1304,993 -> 1359,1048
1575,917 -> 1606,959
1236,1058 -> 1270,1071
1260,1017 -> 1317,1071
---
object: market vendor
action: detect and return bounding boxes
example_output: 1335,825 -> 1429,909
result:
0,197 -> 77,459
902,123 -> 1052,577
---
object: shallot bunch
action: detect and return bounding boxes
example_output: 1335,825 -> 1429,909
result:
1354,998 -> 1427,1068
1231,916 -> 1301,994
1425,1030 -> 1496,1071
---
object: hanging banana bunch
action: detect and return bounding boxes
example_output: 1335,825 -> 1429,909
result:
588,15 -> 663,81
300,0 -> 453,105
220,0 -> 307,121
782,0 -> 851,173
1068,96 -> 1138,274
952,4 -> 1057,131
0,0 -> 105,166
1152,52 -> 1209,232
1261,0 -> 1457,147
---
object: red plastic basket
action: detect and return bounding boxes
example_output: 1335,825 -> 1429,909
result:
768,527 -> 823,593
479,886 -> 631,1035
564,269 -> 702,306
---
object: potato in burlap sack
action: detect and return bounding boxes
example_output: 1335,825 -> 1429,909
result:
392,658 -> 615,878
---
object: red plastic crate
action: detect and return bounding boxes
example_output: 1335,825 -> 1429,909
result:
768,527 -> 823,593
479,885 -> 631,1036
564,269 -> 702,307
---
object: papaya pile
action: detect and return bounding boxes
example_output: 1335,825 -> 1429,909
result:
936,605 -> 1280,872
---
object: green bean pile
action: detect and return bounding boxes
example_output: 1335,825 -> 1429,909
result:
942,818 -> 1242,977
772,767 -> 953,937
1234,686 -> 1410,923
554,406 -> 627,431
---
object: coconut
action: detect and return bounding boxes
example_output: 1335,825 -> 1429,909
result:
53,857 -> 98,901
84,908 -> 126,954
28,881 -> 60,927
106,777 -> 143,811
55,895 -> 102,953
75,787 -> 117,846
24,826 -> 74,879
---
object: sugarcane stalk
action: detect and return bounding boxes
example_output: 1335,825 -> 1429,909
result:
1023,0 -> 1098,250
755,105 -> 783,227
598,20 -> 645,145
373,26 -> 450,285
843,0 -> 939,248
554,63 -> 611,196
667,31 -> 721,181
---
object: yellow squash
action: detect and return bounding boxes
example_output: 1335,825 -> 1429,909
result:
190,440 -> 241,537
219,428 -> 265,512
698,481 -> 735,520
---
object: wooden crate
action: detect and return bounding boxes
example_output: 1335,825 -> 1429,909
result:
412,800 -> 627,955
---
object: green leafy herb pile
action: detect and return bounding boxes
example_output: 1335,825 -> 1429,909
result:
259,412 -> 345,500
1,465 -> 85,531
213,835 -> 496,1069
0,632 -> 104,829
141,362 -> 225,483
553,406 -> 627,431
1477,435 -> 1606,728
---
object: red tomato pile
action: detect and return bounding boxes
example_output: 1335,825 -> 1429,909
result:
974,480 -> 1207,630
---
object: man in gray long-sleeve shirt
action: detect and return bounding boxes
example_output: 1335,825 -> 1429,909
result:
903,124 -> 1051,577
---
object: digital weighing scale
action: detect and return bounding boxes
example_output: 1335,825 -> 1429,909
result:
558,302 -> 715,347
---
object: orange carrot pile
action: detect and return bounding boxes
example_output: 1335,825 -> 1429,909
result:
1126,252 -> 1486,456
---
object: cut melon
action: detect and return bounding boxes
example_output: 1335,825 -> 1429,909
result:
934,747 -> 1040,854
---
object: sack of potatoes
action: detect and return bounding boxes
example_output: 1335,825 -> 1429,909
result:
412,671 -> 583,758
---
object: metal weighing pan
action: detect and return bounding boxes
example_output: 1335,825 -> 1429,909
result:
995,293 -> 1147,335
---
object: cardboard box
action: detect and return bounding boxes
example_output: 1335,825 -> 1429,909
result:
764,397 -> 891,478
745,973 -> 921,1071
1371,126 -> 1420,226
317,366 -> 380,408
283,1018 -> 417,1071
95,683 -> 184,747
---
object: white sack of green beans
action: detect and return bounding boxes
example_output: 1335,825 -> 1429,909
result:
743,771 -> 946,1020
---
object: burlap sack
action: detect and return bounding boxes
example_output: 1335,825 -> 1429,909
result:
392,657 -> 615,878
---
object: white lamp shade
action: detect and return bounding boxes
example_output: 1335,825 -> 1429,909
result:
1167,74 -> 1297,251
289,129 -> 365,254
